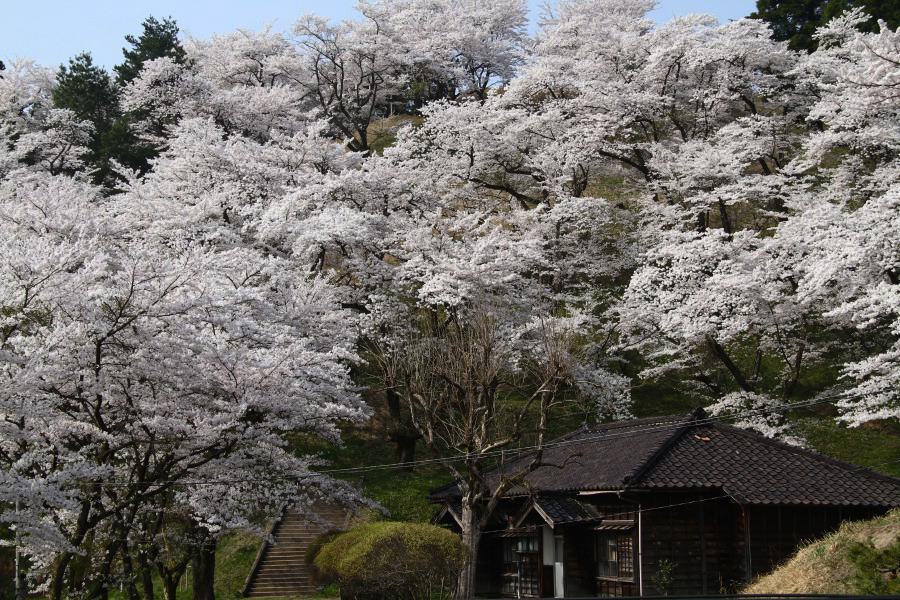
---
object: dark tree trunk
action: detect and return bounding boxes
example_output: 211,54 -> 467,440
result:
163,576 -> 179,600
141,568 -> 155,600
696,210 -> 708,232
122,543 -> 140,600
717,199 -> 733,235
386,387 -> 420,470
192,531 -> 217,600
394,434 -> 418,466
706,335 -> 754,393
51,552 -> 72,600
138,552 -> 155,600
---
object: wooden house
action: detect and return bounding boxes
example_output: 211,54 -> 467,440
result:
430,410 -> 900,597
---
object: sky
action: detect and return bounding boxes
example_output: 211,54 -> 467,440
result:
1,0 -> 758,71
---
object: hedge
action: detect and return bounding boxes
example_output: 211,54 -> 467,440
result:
313,521 -> 465,600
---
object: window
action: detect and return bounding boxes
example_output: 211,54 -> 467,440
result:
502,534 -> 540,597
597,533 -> 633,579
596,532 -> 635,597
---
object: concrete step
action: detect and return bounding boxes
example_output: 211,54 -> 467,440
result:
251,576 -> 312,584
248,589 -> 316,596
244,504 -> 352,598
256,566 -> 309,573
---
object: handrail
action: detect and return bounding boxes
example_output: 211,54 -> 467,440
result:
240,506 -> 286,597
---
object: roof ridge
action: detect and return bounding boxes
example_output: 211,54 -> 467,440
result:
429,424 -> 592,499
585,412 -> 694,433
625,410 -> 701,487
708,421 -> 900,486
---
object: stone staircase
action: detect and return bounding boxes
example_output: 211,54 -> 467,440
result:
243,503 -> 351,598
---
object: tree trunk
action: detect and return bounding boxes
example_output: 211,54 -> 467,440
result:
705,335 -> 753,393
696,210 -> 708,232
163,576 -> 179,600
138,553 -> 155,600
717,199 -> 733,235
192,531 -> 217,600
386,388 -> 419,470
122,545 -> 140,600
395,434 -> 417,466
455,502 -> 481,600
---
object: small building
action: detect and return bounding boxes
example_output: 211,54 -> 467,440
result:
429,410 -> 900,597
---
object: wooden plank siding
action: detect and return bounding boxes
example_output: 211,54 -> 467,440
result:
745,505 -> 883,577
464,491 -> 892,598
638,493 -> 744,595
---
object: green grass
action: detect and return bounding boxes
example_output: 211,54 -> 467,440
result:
214,531 -> 262,600
365,115 -> 423,155
312,426 -> 447,523
798,418 -> 900,478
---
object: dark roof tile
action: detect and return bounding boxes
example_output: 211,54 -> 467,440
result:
430,412 -> 900,507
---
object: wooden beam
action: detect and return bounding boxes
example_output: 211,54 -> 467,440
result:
699,497 -> 708,594
741,506 -> 752,583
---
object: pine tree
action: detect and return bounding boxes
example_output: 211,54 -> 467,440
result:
113,17 -> 187,175
114,16 -> 186,86
51,53 -> 122,185
751,0 -> 900,52
52,53 -> 117,131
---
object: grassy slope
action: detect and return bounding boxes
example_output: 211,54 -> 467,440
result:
747,509 -> 900,595
99,531 -> 261,600
799,417 -> 900,477
214,531 -> 262,600
365,115 -> 423,155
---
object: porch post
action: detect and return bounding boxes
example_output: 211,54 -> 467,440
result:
741,505 -> 752,583
637,504 -> 644,597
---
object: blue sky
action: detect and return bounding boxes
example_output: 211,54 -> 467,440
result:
2,0 -> 757,70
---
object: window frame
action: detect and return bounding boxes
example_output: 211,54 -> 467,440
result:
501,533 -> 541,598
595,531 -> 635,581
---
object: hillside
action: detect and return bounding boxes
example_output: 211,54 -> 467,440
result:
747,509 -> 900,595
166,414 -> 900,600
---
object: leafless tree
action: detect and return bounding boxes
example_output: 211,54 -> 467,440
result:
395,311 -> 580,600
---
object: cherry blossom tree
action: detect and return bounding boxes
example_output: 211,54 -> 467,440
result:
380,0 -> 529,101
293,10 -> 407,152
1,89 -> 370,599
4,5 -> 900,600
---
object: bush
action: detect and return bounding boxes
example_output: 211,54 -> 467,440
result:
313,521 -> 465,600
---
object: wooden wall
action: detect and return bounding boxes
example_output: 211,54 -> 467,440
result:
746,505 -> 885,577
639,494 -> 888,596
639,493 -> 743,595
469,493 -> 889,598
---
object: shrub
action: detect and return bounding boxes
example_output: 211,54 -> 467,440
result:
313,521 -> 465,600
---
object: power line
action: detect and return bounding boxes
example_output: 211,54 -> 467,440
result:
60,392 -> 881,488
319,394 -> 846,476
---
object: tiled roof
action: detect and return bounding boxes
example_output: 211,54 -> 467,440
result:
430,411 -> 900,507
430,412 -> 692,500
638,422 -> 900,506
533,496 -> 602,525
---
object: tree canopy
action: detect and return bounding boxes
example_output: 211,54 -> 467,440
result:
115,16 -> 186,86
752,0 -> 900,50
2,3 -> 899,599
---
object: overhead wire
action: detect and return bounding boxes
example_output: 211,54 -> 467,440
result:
58,391 -> 891,488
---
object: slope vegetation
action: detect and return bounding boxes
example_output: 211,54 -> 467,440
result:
747,509 -> 900,595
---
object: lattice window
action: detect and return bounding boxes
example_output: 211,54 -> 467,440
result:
501,534 -> 540,597
596,531 -> 635,593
